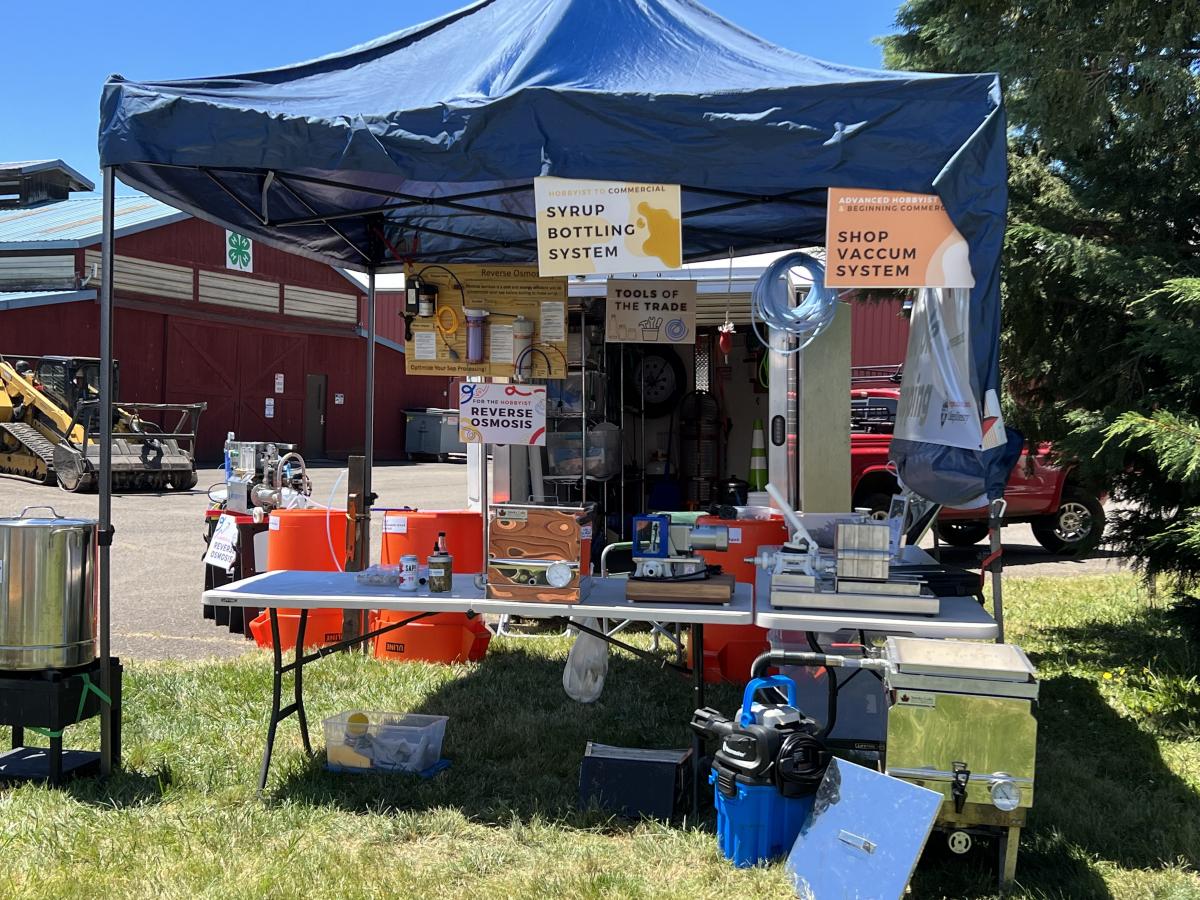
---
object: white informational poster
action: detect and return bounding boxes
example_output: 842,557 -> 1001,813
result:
534,177 -> 682,277
225,230 -> 253,272
334,393 -> 345,405
458,383 -> 547,446
274,373 -> 285,393
383,516 -> 408,534
540,301 -> 566,342
895,288 -> 1005,452
413,331 -> 438,360
605,279 -> 696,343
203,514 -> 239,571
264,398 -> 275,419
489,324 -> 514,363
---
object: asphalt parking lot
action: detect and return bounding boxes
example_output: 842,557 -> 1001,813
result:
1,463 -> 1126,661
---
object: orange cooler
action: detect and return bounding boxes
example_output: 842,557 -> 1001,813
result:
374,509 -> 489,664
692,516 -> 788,684
248,508 -> 348,652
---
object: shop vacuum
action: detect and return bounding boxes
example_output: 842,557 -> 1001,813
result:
691,673 -> 831,867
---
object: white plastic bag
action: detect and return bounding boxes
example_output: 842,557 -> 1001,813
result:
563,617 -> 609,703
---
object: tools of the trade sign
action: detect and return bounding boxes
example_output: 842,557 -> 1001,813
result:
404,263 -> 568,378
691,673 -> 831,868
563,617 -> 608,703
785,758 -> 943,900
487,504 -> 593,603
578,743 -> 693,821
427,532 -> 453,593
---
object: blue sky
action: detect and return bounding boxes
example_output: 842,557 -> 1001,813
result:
0,0 -> 902,195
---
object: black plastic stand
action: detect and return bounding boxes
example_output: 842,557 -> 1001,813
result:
0,658 -> 123,786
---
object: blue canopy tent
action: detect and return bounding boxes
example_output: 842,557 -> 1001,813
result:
91,0 -> 1010,770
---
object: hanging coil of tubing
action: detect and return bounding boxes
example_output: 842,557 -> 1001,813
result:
750,252 -> 838,354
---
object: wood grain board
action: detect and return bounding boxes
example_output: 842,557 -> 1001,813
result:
625,573 -> 735,604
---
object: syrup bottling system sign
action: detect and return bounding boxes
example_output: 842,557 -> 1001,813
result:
824,189 -> 974,289
605,279 -> 696,343
458,383 -> 547,446
534,177 -> 683,277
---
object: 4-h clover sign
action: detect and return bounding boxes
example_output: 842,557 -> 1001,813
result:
225,231 -> 253,272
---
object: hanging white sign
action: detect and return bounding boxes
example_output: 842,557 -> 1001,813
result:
225,231 -> 253,273
534,177 -> 682,277
605,279 -> 696,343
203,514 -> 239,571
458,383 -> 546,446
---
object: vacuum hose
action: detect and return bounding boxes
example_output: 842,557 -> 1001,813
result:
749,649 -> 889,680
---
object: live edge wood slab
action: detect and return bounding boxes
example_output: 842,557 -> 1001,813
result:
624,573 -> 735,604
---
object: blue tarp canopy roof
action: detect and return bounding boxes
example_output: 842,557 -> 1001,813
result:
99,0 -> 1010,500
99,0 -> 1004,275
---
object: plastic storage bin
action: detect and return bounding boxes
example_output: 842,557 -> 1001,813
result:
324,711 -> 448,774
547,372 -> 606,417
710,767 -> 815,868
368,610 -> 491,664
547,426 -> 620,477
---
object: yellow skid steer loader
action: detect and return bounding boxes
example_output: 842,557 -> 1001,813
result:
0,355 -> 205,492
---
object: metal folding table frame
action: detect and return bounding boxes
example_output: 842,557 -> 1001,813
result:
203,570 -> 753,806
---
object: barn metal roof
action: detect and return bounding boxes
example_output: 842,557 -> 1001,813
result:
0,197 -> 188,249
0,288 -> 96,310
0,159 -> 94,192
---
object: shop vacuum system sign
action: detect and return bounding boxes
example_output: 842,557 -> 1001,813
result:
605,279 -> 696,343
824,188 -> 975,289
458,383 -> 547,446
534,177 -> 682,277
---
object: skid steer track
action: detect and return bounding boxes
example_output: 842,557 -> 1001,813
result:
0,422 -> 58,485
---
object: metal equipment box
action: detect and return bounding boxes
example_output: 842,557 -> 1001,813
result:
882,637 -> 1038,883
487,504 -> 593,602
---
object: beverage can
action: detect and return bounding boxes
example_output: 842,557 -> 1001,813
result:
399,554 -> 419,592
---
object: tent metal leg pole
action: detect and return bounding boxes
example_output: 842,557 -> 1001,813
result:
363,268 -> 376,545
98,166 -> 118,777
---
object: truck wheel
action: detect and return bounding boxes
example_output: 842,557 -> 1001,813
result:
1032,489 -> 1106,556
935,521 -> 990,547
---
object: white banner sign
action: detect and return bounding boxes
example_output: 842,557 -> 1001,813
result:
534,177 -> 682,277
605,279 -> 696,343
895,288 -> 1004,453
458,383 -> 547,446
203,514 -> 239,571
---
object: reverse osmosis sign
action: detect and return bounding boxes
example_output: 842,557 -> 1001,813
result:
534,177 -> 682,277
824,189 -> 974,289
605,279 -> 696,343
458,383 -> 547,446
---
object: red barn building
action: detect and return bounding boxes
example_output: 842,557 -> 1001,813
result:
0,160 -> 450,461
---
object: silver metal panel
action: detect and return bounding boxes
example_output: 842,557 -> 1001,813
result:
886,637 -> 1036,682
787,758 -> 942,900
0,196 -> 185,248
767,326 -> 796,508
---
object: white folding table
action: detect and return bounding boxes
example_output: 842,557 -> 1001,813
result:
204,571 -> 753,796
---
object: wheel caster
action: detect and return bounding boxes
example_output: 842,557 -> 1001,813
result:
947,830 -> 972,855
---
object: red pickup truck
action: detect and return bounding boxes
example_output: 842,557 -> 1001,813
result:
850,388 -> 1106,555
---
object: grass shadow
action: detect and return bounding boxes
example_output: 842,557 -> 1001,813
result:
272,640 -> 740,829
63,763 -> 174,809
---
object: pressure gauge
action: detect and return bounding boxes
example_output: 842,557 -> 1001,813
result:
546,562 -> 573,588
990,777 -> 1020,812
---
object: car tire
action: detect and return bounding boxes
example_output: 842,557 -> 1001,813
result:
1032,489 -> 1106,556
935,521 -> 990,547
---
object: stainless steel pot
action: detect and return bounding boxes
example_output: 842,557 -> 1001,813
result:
0,507 -> 97,670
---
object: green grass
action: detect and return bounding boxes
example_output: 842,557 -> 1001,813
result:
0,575 -> 1197,899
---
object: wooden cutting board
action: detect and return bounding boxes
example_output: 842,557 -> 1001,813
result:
625,573 -> 734,604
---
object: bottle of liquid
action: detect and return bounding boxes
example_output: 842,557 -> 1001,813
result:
427,532 -> 453,593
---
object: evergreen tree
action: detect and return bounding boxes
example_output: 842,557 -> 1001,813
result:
882,2 -> 1200,585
